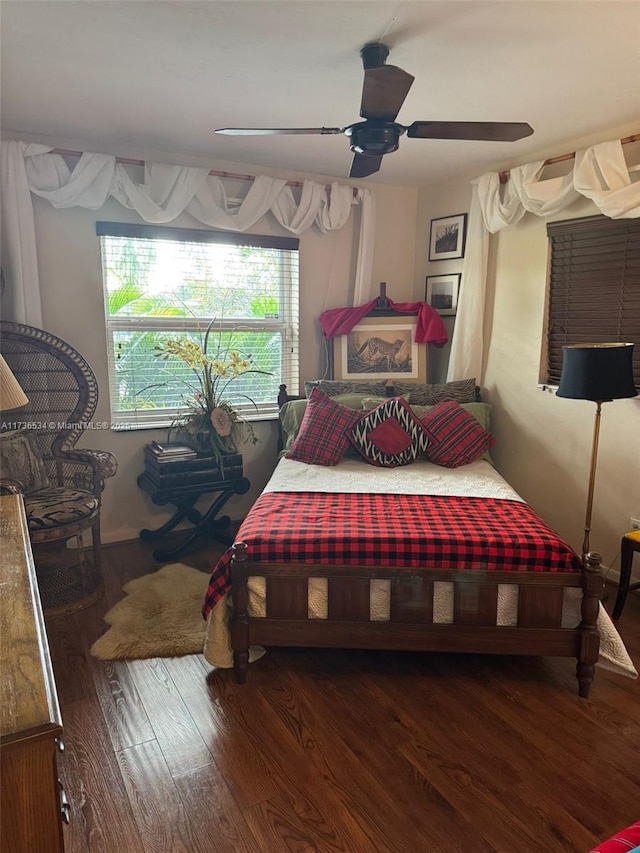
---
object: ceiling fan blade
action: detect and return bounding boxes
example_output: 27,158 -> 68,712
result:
360,65 -> 415,122
349,153 -> 384,179
215,127 -> 344,136
406,121 -> 534,141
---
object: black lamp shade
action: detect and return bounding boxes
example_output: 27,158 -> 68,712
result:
556,343 -> 638,402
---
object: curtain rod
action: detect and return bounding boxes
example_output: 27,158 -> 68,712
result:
50,147 -> 359,193
52,136 -> 640,190
498,133 -> 640,183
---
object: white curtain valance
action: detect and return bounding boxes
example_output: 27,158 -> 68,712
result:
447,137 -> 640,382
0,141 -> 376,325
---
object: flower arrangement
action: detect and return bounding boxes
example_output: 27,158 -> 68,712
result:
153,319 -> 268,462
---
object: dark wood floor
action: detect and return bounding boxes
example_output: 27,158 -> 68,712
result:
44,532 -> 640,853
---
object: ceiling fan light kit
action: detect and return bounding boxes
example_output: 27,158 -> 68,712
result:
345,122 -> 403,155
215,42 -> 534,179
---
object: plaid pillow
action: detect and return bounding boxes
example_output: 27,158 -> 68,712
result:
285,387 -> 363,466
420,400 -> 496,468
393,378 -> 477,406
589,821 -> 640,853
348,397 -> 429,467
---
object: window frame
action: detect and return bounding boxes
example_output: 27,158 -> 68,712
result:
544,214 -> 640,389
98,221 -> 299,430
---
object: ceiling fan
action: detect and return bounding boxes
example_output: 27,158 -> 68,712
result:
215,42 -> 534,179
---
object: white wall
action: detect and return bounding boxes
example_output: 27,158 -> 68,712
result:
416,153 -> 640,583
5,136 -> 418,542
414,183 -> 473,383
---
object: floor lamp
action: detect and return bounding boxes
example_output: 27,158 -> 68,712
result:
556,342 -> 637,558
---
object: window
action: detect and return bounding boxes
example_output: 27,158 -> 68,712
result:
545,215 -> 640,387
98,222 -> 299,428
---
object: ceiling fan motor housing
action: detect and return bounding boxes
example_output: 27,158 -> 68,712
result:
346,121 -> 404,156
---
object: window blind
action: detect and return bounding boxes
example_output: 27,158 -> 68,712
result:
546,215 -> 640,387
98,222 -> 299,428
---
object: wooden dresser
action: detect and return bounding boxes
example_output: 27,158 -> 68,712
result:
0,494 -> 66,852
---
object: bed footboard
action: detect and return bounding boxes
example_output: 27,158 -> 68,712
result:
229,542 -> 603,696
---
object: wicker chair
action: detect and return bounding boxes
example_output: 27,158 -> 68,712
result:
0,321 -> 117,615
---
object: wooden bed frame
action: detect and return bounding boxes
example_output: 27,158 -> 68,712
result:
228,385 -> 604,698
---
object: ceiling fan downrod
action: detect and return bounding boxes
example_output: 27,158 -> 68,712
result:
360,42 -> 390,70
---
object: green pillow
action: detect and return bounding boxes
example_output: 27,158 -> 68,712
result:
0,429 -> 50,493
360,394 -> 409,411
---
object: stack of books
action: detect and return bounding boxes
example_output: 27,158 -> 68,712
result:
147,441 -> 198,461
142,442 -> 243,488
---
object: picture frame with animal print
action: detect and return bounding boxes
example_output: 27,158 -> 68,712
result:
331,316 -> 427,382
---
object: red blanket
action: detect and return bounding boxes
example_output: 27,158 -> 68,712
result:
319,298 -> 448,347
203,492 -> 581,617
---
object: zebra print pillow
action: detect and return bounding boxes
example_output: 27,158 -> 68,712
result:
392,378 -> 477,406
304,379 -> 387,399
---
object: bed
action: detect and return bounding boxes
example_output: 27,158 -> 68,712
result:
202,382 -> 637,697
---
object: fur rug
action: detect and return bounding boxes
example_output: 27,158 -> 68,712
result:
90,563 -> 210,660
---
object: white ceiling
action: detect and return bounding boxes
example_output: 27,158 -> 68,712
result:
2,1 -> 639,187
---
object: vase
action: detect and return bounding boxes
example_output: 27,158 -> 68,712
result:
171,422 -> 237,457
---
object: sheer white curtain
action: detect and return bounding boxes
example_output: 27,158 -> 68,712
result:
447,138 -> 640,382
0,140 -> 376,325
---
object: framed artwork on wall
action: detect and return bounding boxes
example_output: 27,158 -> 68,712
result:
332,315 -> 427,382
428,213 -> 467,261
425,273 -> 461,316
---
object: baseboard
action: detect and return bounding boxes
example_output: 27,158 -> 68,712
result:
100,519 -> 243,550
603,567 -> 640,586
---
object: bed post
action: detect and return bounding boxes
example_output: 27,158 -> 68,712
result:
230,541 -> 250,684
577,551 -> 604,698
278,383 -> 290,409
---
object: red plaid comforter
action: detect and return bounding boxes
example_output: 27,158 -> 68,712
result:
203,492 -> 581,617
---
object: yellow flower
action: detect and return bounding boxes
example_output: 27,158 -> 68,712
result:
210,359 -> 227,376
152,320 -> 264,458
210,407 -> 232,437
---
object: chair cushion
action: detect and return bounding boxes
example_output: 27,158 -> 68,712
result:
25,487 -> 99,529
0,429 -> 50,493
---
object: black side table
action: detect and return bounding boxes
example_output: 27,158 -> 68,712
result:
137,447 -> 250,561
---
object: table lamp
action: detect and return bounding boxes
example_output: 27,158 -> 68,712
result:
556,342 -> 637,558
0,354 -> 29,412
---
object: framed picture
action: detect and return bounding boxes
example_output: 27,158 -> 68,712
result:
332,315 -> 427,382
425,273 -> 461,316
428,213 -> 467,261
